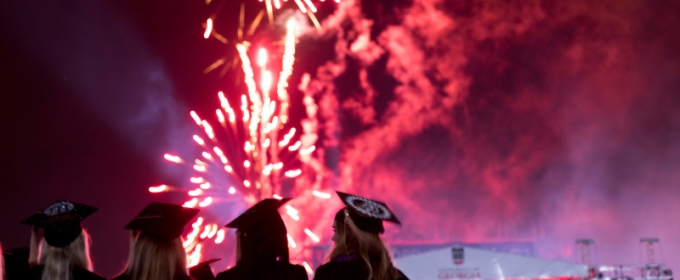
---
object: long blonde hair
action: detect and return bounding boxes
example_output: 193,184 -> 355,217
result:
327,209 -> 400,280
38,230 -> 93,280
120,232 -> 188,280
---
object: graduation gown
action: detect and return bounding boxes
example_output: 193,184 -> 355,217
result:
22,265 -> 105,280
110,271 -> 194,280
215,261 -> 307,280
313,254 -> 409,280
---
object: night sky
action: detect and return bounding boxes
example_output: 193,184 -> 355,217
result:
2,0 -> 680,278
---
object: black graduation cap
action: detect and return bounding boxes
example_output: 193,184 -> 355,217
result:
336,191 -> 401,234
125,202 -> 199,241
189,259 -> 221,280
225,198 -> 291,240
21,200 -> 97,247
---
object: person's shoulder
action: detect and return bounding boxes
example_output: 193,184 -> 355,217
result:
174,271 -> 195,280
71,265 -> 106,280
109,275 -> 130,280
395,268 -> 410,280
282,263 -> 307,279
215,267 -> 240,280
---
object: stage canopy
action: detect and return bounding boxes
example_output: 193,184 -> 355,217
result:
395,246 -> 588,280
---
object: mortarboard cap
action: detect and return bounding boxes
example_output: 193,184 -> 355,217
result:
21,200 -> 97,247
125,202 -> 199,241
336,192 -> 401,234
189,259 -> 221,280
225,198 -> 291,240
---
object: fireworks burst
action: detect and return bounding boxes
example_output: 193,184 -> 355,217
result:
153,17 -> 331,268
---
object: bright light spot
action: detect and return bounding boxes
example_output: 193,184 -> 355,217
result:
213,147 -> 224,156
164,154 -> 182,163
261,70 -> 272,92
148,185 -> 167,193
312,191 -> 331,199
215,229 -> 225,244
285,205 -> 299,215
220,156 -> 228,164
203,18 -> 213,39
199,182 -> 211,189
216,109 -> 225,123
274,162 -> 284,170
285,169 -> 302,178
190,177 -> 204,184
207,224 -> 218,238
244,160 -> 251,168
244,180 -> 251,188
187,244 -> 202,267
304,228 -> 320,243
193,164 -> 207,172
199,197 -> 212,207
190,111 -> 202,126
193,135 -> 205,146
225,165 -> 234,173
263,138 -> 271,148
302,261 -> 314,274
289,141 -> 301,151
287,234 -> 297,248
300,145 -> 316,155
258,48 -> 267,67
228,186 -> 236,194
202,120 -> 215,139
303,0 -> 317,12
273,0 -> 281,9
202,152 -> 213,161
183,198 -> 198,208
192,217 -> 204,228
188,188 -> 203,196
293,0 -> 307,13
263,165 -> 272,175
200,225 -> 211,239
273,194 -> 283,200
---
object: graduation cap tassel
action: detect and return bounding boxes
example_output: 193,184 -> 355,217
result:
29,226 -> 39,265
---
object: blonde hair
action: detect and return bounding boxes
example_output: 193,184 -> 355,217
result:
327,209 -> 400,280
1,242 -> 5,280
120,232 -> 188,280
38,230 -> 93,280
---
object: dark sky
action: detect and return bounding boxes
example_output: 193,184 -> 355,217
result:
2,0 -> 680,278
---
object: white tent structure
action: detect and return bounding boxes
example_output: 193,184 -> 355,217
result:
395,246 -> 588,280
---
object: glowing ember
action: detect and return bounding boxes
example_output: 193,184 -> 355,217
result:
202,152 -> 213,160
187,244 -> 202,267
300,145 -> 316,155
199,182 -> 211,189
312,191 -> 331,199
287,234 -> 297,248
228,186 -> 236,194
190,177 -> 204,184
183,198 -> 198,208
304,228 -> 320,243
244,160 -> 251,168
148,185 -> 167,193
203,18 -> 213,39
207,224 -> 218,238
198,197 -> 213,207
193,135 -> 205,146
244,180 -> 251,187
284,169 -> 302,178
288,141 -> 301,151
200,225 -> 211,239
302,261 -> 314,275
193,164 -> 207,172
225,165 -> 234,173
272,194 -> 283,200
164,154 -> 182,163
214,229 -> 225,244
190,111 -> 202,125
188,188 -> 203,196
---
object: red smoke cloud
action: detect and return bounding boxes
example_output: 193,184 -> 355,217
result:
301,0 -> 680,271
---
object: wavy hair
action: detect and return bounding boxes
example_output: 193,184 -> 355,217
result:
38,230 -> 93,280
327,209 -> 400,280
118,232 -> 188,280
